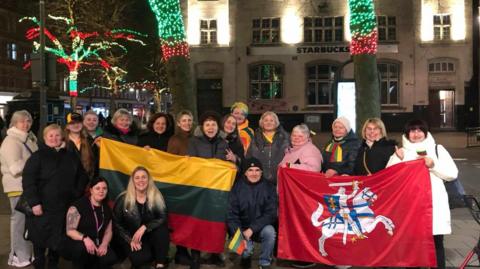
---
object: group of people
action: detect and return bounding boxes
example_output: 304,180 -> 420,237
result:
0,101 -> 458,269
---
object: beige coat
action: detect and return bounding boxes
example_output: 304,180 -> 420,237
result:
0,127 -> 38,193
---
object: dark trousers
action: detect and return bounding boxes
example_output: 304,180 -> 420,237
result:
33,245 -> 59,269
63,239 -> 117,269
119,224 -> 170,267
434,235 -> 445,269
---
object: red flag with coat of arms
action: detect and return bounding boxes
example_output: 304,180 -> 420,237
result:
277,160 -> 436,267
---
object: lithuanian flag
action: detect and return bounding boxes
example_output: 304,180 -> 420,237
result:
228,228 -> 247,255
99,138 -> 237,253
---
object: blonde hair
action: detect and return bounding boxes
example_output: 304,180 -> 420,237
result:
111,108 -> 132,125
259,111 -> 280,130
10,110 -> 33,128
124,166 -> 166,212
43,124 -> 63,139
175,110 -> 193,123
361,118 -> 387,140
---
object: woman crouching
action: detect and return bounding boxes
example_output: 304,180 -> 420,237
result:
64,177 -> 117,269
113,166 -> 170,269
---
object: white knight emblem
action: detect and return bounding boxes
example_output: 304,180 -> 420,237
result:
310,181 -> 395,256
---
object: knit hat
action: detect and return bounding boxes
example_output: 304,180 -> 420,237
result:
230,102 -> 249,116
66,112 -> 83,124
199,111 -> 221,127
243,157 -> 263,173
333,116 -> 351,133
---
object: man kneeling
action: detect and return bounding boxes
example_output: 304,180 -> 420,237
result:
227,158 -> 277,269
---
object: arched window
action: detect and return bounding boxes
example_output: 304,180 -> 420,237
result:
249,63 -> 283,99
378,62 -> 400,105
306,63 -> 338,105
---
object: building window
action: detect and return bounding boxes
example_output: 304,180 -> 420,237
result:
6,43 -> 17,60
252,18 -> 280,44
200,19 -> 217,45
377,16 -> 396,42
429,60 -> 455,73
304,17 -> 343,43
249,64 -> 283,99
306,64 -> 337,105
378,62 -> 399,105
433,14 -> 450,40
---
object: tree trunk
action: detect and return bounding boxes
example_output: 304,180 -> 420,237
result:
70,96 -> 77,112
354,54 -> 381,132
166,55 -> 196,120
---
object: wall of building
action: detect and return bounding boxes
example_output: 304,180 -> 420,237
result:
185,0 -> 474,131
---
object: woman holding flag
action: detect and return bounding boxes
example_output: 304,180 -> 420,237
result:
387,119 -> 458,269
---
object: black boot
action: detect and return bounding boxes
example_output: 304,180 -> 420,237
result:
175,246 -> 193,266
190,250 -> 201,269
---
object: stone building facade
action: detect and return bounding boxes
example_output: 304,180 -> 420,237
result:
185,0 -> 474,131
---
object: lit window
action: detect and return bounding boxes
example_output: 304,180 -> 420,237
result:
252,18 -> 280,44
249,63 -> 283,99
377,16 -> 396,42
6,43 -> 17,60
304,17 -> 343,43
378,62 -> 400,105
433,14 -> 451,40
306,64 -> 337,105
200,19 -> 217,45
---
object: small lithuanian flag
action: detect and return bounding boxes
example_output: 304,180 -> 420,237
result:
228,228 -> 247,255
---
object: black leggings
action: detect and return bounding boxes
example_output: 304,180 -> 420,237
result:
63,239 -> 117,269
119,224 -> 170,267
33,245 -> 59,269
434,235 -> 445,269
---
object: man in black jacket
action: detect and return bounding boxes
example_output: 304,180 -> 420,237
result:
227,158 -> 277,269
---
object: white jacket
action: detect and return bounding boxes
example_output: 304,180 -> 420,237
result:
386,132 -> 458,235
0,127 -> 38,193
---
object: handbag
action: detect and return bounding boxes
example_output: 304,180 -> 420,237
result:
435,144 -> 466,209
15,194 -> 33,216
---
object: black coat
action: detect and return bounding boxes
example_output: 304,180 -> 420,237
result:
354,138 -> 396,175
322,130 -> 361,175
187,133 -> 228,160
113,193 -> 167,244
22,144 -> 89,248
227,176 -> 277,235
102,123 -> 139,145
246,126 -> 290,184
137,131 -> 171,151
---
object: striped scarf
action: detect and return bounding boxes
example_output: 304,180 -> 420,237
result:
325,139 -> 346,162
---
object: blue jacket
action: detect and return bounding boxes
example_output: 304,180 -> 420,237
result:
227,176 -> 277,235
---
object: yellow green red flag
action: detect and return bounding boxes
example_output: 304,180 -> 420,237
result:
99,138 -> 237,253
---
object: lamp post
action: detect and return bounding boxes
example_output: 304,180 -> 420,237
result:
38,0 -> 47,133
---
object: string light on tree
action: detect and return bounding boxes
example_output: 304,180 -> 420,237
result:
20,15 -> 146,97
348,0 -> 378,55
147,0 -> 190,60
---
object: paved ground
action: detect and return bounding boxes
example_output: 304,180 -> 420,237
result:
0,132 -> 479,268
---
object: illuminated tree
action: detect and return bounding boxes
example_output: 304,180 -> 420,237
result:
348,0 -> 381,130
147,0 -> 196,118
20,15 -> 146,108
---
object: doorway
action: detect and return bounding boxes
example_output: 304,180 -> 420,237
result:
197,79 -> 223,116
428,89 -> 455,129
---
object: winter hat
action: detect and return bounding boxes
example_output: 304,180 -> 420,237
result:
243,157 -> 263,173
230,102 -> 249,116
333,116 -> 351,133
66,112 -> 83,124
199,111 -> 221,127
